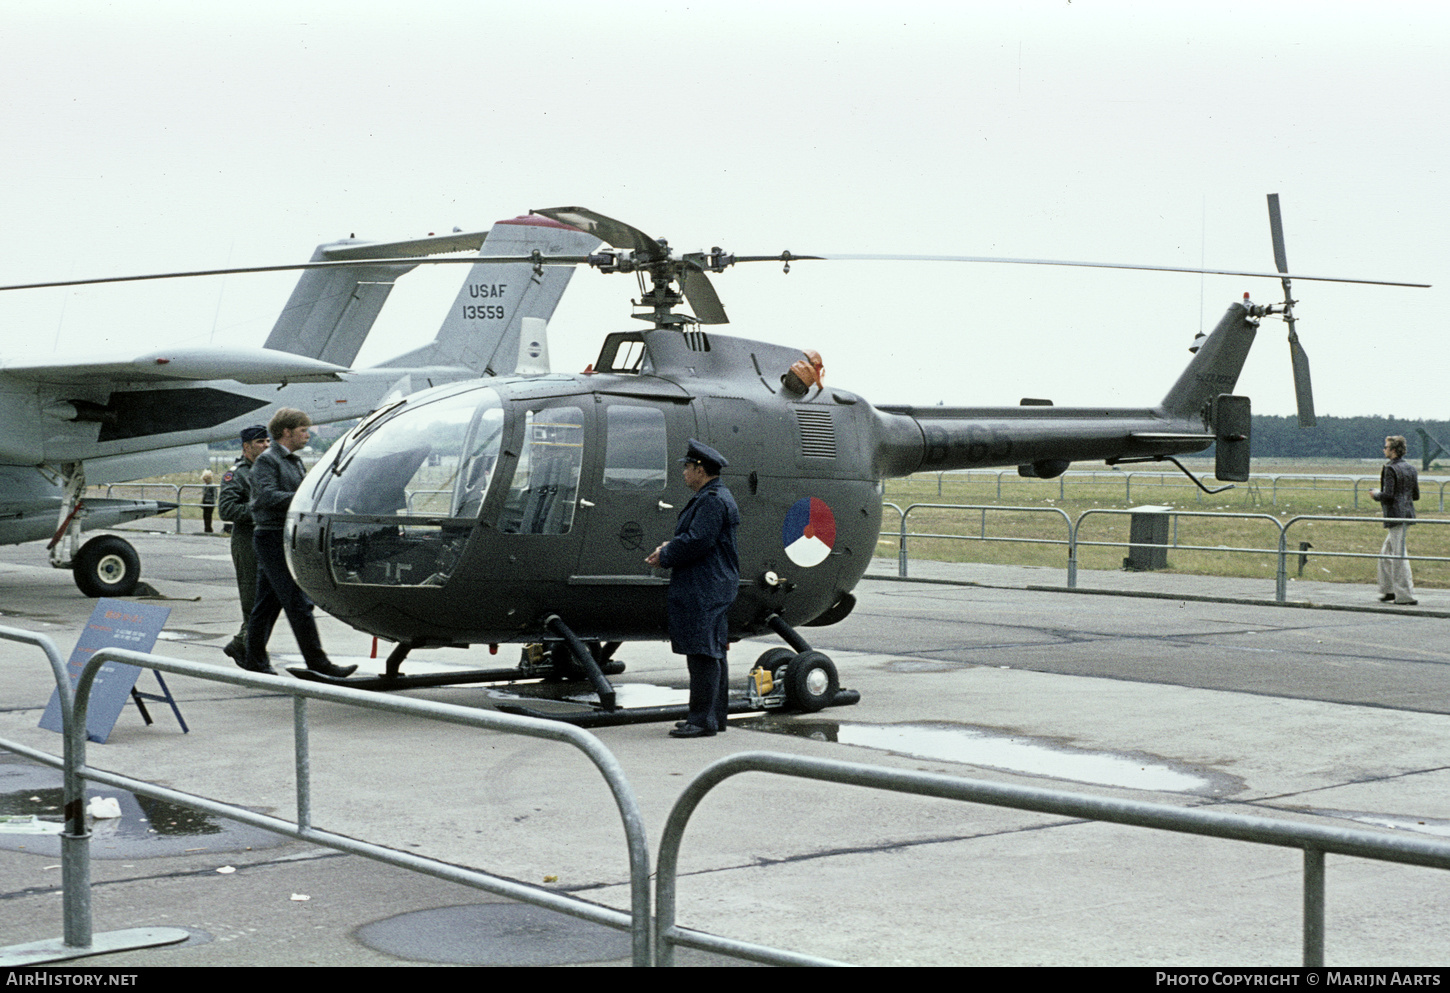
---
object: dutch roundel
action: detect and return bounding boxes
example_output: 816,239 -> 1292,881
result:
782,497 -> 836,567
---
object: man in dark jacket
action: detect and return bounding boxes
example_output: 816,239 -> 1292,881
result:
647,440 -> 740,738
245,409 -> 356,678
1372,434 -> 1420,605
219,425 -> 267,666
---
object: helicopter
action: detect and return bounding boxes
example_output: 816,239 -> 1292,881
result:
257,199 -> 1426,724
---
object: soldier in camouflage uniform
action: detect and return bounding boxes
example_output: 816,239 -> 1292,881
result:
219,425 -> 268,666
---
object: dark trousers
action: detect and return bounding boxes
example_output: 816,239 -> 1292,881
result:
247,528 -> 327,668
686,653 -> 729,731
228,525 -> 257,649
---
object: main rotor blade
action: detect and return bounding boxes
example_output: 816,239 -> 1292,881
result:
1267,193 -> 1290,274
531,206 -> 666,260
679,267 -> 729,325
1289,333 -> 1316,428
1,248 -> 1430,295
0,254 -> 596,293
767,253 -> 1429,288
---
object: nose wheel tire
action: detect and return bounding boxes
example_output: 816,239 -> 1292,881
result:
784,650 -> 839,713
72,535 -> 142,598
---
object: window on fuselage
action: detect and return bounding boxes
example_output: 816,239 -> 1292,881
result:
498,407 -> 585,534
603,406 -> 667,492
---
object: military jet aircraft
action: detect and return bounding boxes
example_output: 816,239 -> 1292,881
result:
258,200 -> 1426,721
0,214 -> 599,596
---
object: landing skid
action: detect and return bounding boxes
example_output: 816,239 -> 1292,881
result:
494,689 -> 860,728
286,657 -> 626,691
289,612 -> 859,727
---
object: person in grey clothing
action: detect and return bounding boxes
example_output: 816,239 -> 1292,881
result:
244,408 -> 356,678
219,424 -> 268,666
1371,434 -> 1419,605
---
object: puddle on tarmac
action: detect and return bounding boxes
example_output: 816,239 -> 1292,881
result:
883,659 -> 972,674
0,760 -> 286,858
1306,808 -> 1450,839
155,630 -> 210,643
738,717 -> 1225,794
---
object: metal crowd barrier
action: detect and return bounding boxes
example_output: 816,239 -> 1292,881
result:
891,469 -> 1450,512
1073,508 -> 1287,598
8,628 -> 1450,965
895,503 -> 1073,582
655,751 -> 1450,967
0,629 -> 652,967
889,503 -> 1446,604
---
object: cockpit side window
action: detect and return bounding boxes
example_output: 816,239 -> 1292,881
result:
498,407 -> 585,534
603,406 -> 667,491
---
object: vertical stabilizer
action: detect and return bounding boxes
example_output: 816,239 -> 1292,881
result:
1159,301 -> 1259,419
263,230 -> 490,367
380,215 -> 601,375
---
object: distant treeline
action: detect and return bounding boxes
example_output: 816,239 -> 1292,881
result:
1248,415 -> 1450,462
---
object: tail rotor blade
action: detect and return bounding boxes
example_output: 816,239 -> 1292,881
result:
1267,193 -> 1290,274
1289,332 -> 1316,428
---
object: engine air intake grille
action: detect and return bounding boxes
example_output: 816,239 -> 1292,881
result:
795,408 -> 837,459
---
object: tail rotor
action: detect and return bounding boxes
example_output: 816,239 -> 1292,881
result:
1267,193 -> 1316,428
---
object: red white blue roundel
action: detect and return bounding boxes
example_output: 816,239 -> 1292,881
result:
782,497 -> 836,567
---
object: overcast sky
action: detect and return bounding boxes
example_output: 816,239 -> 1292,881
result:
1,0 -> 1443,424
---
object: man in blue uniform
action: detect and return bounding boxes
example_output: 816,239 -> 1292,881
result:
646,440 -> 740,738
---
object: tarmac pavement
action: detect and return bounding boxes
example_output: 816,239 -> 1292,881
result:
1,529 -> 1448,967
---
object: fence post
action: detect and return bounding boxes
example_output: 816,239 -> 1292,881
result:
1067,518 -> 1077,588
1303,846 -> 1325,967
294,696 -> 312,832
898,511 -> 908,578
1276,527 -> 1289,603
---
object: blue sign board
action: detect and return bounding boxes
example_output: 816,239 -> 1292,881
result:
39,598 -> 172,744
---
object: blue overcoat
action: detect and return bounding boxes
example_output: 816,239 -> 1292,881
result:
658,478 -> 740,657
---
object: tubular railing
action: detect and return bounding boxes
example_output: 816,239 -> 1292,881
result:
655,751 -> 1450,968
0,631 -> 653,967
890,469 -> 1450,511
888,504 -> 1447,604
1073,508 -> 1288,598
1279,515 -> 1450,597
895,503 -> 1073,582
9,628 -> 1450,965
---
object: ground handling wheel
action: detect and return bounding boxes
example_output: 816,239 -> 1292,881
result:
783,650 -> 839,713
72,535 -> 141,598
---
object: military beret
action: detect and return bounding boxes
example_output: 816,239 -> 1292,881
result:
239,424 -> 268,443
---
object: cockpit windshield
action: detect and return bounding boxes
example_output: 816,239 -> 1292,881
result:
294,387 -> 506,590
306,386 -> 505,519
